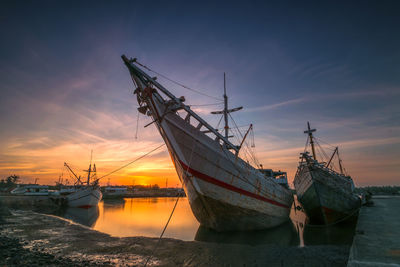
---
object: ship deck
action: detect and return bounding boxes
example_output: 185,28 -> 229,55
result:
347,196 -> 400,267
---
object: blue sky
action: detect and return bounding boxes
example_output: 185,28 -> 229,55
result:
0,0 -> 399,186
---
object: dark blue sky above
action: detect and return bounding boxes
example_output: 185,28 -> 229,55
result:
1,0 -> 399,185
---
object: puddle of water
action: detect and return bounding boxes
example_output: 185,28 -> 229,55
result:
50,197 -> 356,246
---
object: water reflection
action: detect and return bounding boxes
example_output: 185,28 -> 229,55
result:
93,197 -> 199,240
303,217 -> 357,246
102,198 -> 126,211
195,220 -> 299,246
290,196 -> 357,247
50,197 -> 357,246
63,207 -> 99,227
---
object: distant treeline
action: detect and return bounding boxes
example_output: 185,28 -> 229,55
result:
0,175 -> 19,190
355,186 -> 400,195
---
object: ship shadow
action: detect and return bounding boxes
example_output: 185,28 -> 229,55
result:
194,220 -> 299,246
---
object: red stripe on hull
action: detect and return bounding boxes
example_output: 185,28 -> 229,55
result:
179,160 -> 289,209
77,205 -> 93,209
321,206 -> 349,224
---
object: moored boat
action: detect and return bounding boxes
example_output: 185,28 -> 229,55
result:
293,122 -> 361,225
66,186 -> 102,208
103,186 -> 127,199
122,55 -> 294,231
63,160 -> 102,208
11,184 -> 50,196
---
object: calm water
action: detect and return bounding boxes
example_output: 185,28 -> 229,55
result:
56,197 -> 357,246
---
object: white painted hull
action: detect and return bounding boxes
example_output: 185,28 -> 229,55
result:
149,96 -> 294,231
66,186 -> 102,208
123,57 -> 294,231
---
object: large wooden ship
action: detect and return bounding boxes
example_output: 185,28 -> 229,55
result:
122,55 -> 293,231
293,122 -> 361,225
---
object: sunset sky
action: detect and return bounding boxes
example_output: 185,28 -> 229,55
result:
1,1 -> 399,187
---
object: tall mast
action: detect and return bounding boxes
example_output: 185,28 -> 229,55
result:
87,150 -> 93,185
211,73 -> 243,148
326,146 -> 338,168
64,162 -> 82,184
337,148 -> 344,174
304,122 -> 317,160
223,73 -> 229,139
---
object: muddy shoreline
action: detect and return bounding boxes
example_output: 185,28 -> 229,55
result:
0,204 -> 350,267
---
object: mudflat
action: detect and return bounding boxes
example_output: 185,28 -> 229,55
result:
0,206 -> 350,267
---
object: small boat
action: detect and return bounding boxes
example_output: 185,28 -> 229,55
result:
293,122 -> 361,225
103,186 -> 127,198
122,55 -> 294,231
11,184 -> 50,196
63,160 -> 102,208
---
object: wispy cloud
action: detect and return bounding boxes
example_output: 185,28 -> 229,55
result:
244,98 -> 306,113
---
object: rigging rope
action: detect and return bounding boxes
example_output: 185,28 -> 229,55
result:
189,102 -> 224,107
134,60 -> 222,101
314,137 -> 337,150
95,144 -> 165,182
215,115 -> 224,130
228,113 -> 260,168
134,109 -> 140,140
303,135 -> 310,154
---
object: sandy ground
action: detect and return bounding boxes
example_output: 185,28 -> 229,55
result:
0,204 -> 351,267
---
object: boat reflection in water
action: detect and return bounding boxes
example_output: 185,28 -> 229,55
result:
303,216 -> 357,246
93,197 -> 200,240
102,198 -> 126,211
63,206 -> 100,227
289,195 -> 357,247
195,220 -> 299,246
49,197 -> 356,246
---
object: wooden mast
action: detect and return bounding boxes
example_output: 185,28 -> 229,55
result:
326,147 -> 338,168
223,73 -> 229,139
86,150 -> 93,185
304,122 -> 317,160
64,162 -> 83,184
337,148 -> 344,174
211,73 -> 243,148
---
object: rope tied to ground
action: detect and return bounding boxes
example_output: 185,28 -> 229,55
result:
94,144 -> 165,183
143,141 -> 197,267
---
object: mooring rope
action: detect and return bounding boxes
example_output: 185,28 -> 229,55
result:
143,141 -> 197,267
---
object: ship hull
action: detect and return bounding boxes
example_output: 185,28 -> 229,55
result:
294,165 -> 360,225
67,186 -> 102,209
123,57 -> 293,231
153,100 -> 293,231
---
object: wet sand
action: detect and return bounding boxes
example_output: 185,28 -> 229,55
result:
0,205 -> 350,267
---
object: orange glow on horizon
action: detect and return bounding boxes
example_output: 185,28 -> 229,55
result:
1,132 -> 399,187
